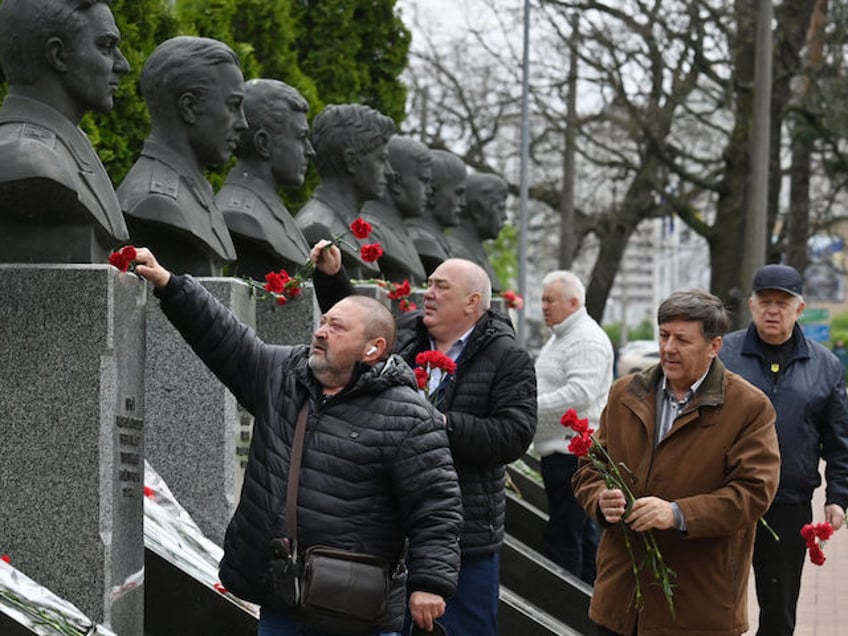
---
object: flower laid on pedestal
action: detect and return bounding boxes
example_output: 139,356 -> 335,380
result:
414,350 -> 456,406
800,521 -> 834,566
561,408 -> 676,618
0,553 -> 110,635
107,245 -> 137,273
364,278 -> 417,312
500,289 -> 523,310
247,218 -> 383,306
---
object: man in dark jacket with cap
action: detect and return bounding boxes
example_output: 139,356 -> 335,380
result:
132,247 -> 463,635
312,241 -> 537,635
720,264 -> 848,636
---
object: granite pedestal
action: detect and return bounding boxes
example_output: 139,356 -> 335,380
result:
143,278 -> 255,546
0,265 -> 146,634
352,282 -> 389,306
254,283 -> 316,346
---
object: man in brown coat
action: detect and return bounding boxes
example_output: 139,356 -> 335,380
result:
574,289 -> 780,636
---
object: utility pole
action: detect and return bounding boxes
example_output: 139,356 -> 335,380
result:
517,0 -> 531,346
740,0 -> 773,322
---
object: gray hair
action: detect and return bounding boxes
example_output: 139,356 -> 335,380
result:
542,270 -> 586,307
750,290 -> 805,309
657,289 -> 730,340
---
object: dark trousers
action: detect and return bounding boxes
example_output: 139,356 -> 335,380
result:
541,453 -> 600,585
438,552 -> 499,635
753,502 -> 812,636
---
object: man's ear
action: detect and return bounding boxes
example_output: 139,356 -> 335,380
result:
253,129 -> 270,158
709,336 -> 722,358
177,92 -> 200,124
45,37 -> 67,73
465,291 -> 482,315
343,148 -> 359,175
362,337 -> 388,362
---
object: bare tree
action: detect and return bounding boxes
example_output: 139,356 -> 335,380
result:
402,0 -> 848,320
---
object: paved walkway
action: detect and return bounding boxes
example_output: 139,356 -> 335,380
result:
744,467 -> 848,635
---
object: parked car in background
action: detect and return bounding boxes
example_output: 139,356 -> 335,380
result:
617,340 -> 660,376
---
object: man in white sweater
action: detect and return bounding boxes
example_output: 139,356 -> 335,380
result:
533,270 -> 614,584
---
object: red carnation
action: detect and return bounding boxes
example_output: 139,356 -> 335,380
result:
399,299 -> 416,312
264,270 -> 290,294
415,350 -> 457,375
143,486 -> 155,498
568,431 -> 594,457
1,554 -> 10,564
388,280 -> 412,300
107,245 -> 138,273
350,217 -> 373,239
501,289 -> 524,310
360,243 -> 383,263
815,522 -> 834,541
414,367 -> 428,390
560,408 -> 590,434
800,521 -> 834,566
284,277 -> 303,297
809,544 -> 826,566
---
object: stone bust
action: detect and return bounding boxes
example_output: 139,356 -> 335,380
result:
0,0 -> 131,263
295,103 -> 395,279
406,149 -> 466,277
446,172 -> 508,291
117,36 -> 246,276
361,136 -> 429,284
216,79 -> 314,280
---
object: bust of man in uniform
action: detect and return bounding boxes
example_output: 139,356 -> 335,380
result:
406,149 -> 466,277
295,104 -> 395,279
446,173 -> 508,291
216,79 -> 314,280
117,36 -> 246,276
361,136 -> 429,285
0,0 -> 131,263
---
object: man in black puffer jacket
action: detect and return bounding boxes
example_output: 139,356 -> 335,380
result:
313,243 -> 537,635
133,247 -> 463,635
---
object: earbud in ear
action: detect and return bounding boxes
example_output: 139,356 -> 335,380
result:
366,346 -> 378,356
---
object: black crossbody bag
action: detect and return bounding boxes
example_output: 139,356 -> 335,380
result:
266,405 -> 401,635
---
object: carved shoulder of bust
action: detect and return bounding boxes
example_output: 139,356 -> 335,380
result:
222,206 -> 265,240
0,134 -> 78,192
119,158 -> 196,225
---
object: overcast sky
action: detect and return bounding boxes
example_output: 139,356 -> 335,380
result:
396,0 -> 497,49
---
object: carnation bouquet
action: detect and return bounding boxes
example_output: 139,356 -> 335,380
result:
801,521 -> 834,566
562,408 -> 676,617
414,350 -> 457,407
247,217 -> 383,306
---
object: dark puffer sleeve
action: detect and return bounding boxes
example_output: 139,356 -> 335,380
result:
392,412 -> 463,597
